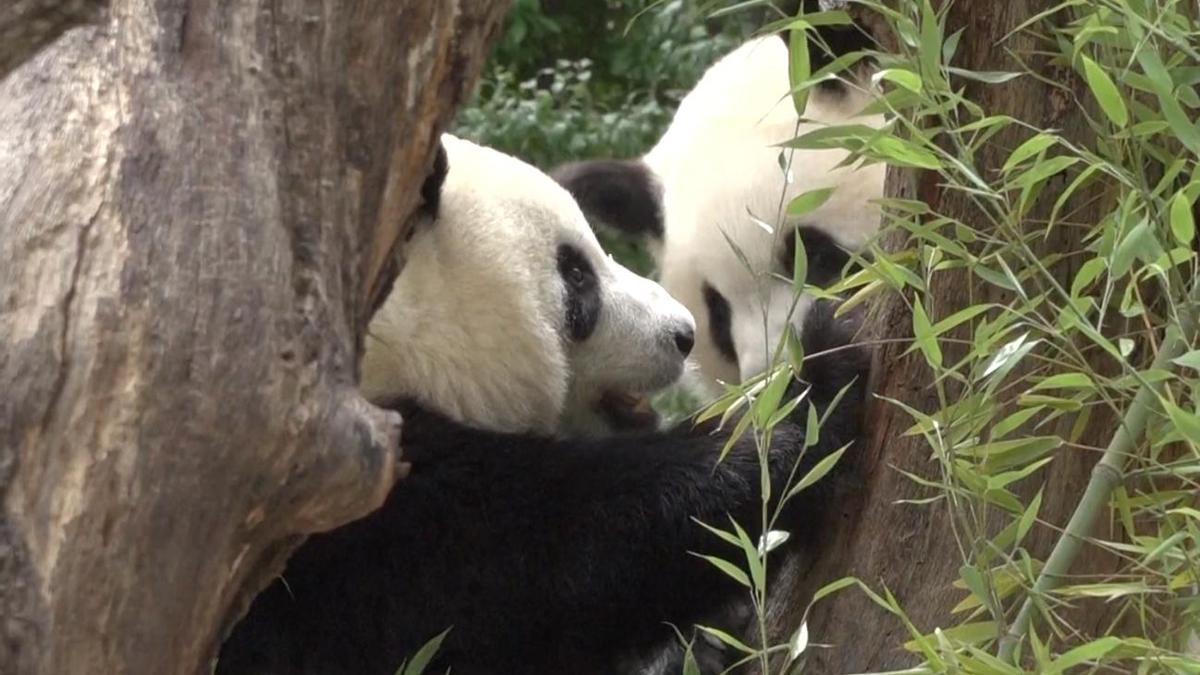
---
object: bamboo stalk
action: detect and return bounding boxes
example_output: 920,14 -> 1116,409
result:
996,281 -> 1200,661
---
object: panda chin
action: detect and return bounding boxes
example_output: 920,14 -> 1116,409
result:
597,390 -> 660,432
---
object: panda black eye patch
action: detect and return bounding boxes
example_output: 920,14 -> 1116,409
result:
557,244 -> 601,341
702,281 -> 738,365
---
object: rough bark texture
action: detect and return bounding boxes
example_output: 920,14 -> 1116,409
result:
0,2 -> 509,673
0,0 -> 108,79
767,1 -> 1121,670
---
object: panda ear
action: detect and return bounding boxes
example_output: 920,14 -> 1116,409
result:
551,159 -> 663,240
419,140 -> 449,218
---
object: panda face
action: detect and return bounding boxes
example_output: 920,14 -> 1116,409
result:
553,37 -> 885,398
361,135 -> 695,436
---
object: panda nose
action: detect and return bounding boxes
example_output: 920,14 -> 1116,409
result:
673,327 -> 695,357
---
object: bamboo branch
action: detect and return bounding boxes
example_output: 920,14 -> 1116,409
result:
997,281 -> 1200,661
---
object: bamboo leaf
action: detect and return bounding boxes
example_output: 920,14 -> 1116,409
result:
1172,349 -> 1200,372
869,135 -> 941,170
786,444 -> 849,500
696,625 -> 756,654
1081,55 -> 1128,127
788,26 -> 811,116
1043,637 -> 1121,673
1170,191 -> 1195,246
787,187 -> 835,217
728,516 -> 766,591
788,622 -> 810,661
1163,400 -> 1200,447
872,68 -> 922,93
1002,134 -> 1056,172
691,554 -> 751,588
912,296 -> 943,367
398,627 -> 452,675
811,576 -> 858,602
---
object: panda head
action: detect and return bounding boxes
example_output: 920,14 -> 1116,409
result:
552,36 -> 885,396
361,134 -> 696,436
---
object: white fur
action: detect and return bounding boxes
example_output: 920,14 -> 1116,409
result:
362,135 -> 695,435
644,36 -> 886,395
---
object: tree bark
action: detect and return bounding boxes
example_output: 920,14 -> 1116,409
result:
767,1 -> 1122,671
0,2 -> 509,673
0,0 -> 107,79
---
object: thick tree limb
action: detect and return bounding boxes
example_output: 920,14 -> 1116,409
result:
0,2 -> 509,673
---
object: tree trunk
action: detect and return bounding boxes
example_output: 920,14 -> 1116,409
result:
0,2 -> 509,673
768,2 -> 1121,670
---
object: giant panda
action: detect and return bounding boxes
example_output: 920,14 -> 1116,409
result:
552,33 -> 886,399
216,134 -> 868,675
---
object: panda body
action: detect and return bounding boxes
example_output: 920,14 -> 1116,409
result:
216,136 -> 868,675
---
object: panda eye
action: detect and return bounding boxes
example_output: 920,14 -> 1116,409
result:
566,265 -> 586,287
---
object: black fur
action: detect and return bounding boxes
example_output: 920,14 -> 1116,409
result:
558,243 -> 602,341
420,142 -> 449,218
551,159 -> 663,239
702,281 -> 738,365
217,302 -> 867,675
781,225 -> 855,289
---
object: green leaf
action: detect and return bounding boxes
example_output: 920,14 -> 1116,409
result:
754,366 -> 792,428
869,135 -> 941,170
1136,49 -> 1200,155
1172,350 -> 1200,372
1170,191 -> 1195,246
805,403 -> 820,448
792,224 -> 809,293
1017,488 -> 1043,543
1031,373 -> 1095,391
1111,220 -> 1158,278
1081,55 -> 1128,127
931,303 -> 991,336
1043,637 -> 1121,673
811,576 -> 858,602
966,436 -> 1061,471
1012,156 -> 1079,188
786,444 -> 849,500
1164,400 -> 1200,447
787,187 -> 835,217
788,622 -> 810,661
692,517 -> 743,549
696,625 -> 756,654
873,68 -> 922,93
788,26 -> 811,116
903,621 -> 998,652
946,68 -> 1022,84
1002,134 -> 1056,172
912,296 -> 943,367
1070,257 -> 1107,297
681,643 -> 701,675
691,553 -> 751,588
398,627 -> 452,675
728,517 -> 765,591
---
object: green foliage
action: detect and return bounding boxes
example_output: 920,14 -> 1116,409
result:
681,0 -> 1200,672
731,0 -> 1200,671
454,0 -> 757,169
